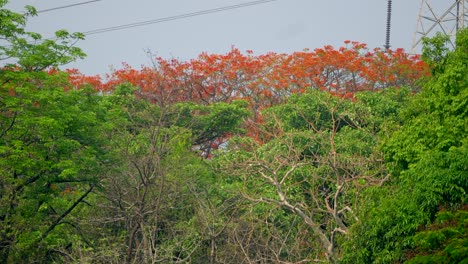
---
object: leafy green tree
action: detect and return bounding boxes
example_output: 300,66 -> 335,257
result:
172,100 -> 249,158
71,84 -> 249,263
0,0 -> 85,71
406,207 -> 468,264
0,72 -> 114,262
217,89 -> 391,262
342,28 -> 468,264
0,2 -> 107,262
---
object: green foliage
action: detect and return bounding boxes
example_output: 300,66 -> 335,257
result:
353,87 -> 412,134
170,100 -> 249,157
342,28 -> 468,263
3,2 -> 466,263
186,100 -> 249,144
216,88 -> 393,262
59,85 -> 252,263
385,29 -> 467,172
421,32 -> 451,74
0,71 -> 115,262
406,208 -> 468,264
0,0 -> 85,71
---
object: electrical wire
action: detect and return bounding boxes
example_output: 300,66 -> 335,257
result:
82,0 -> 277,36
37,0 -> 102,13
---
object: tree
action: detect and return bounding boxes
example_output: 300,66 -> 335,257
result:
0,72 -> 114,262
0,2 -> 439,262
69,84 -> 249,263
217,89 -> 392,262
0,0 -> 85,71
94,44 -> 428,117
0,2 -> 108,262
341,28 -> 468,264
405,206 -> 468,263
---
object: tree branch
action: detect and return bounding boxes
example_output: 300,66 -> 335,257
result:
41,184 -> 95,240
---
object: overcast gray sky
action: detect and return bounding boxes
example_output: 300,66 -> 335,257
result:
5,0 -> 451,76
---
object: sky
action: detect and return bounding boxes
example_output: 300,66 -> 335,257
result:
5,0 -> 454,76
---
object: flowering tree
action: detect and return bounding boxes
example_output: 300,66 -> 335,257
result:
68,43 -> 428,108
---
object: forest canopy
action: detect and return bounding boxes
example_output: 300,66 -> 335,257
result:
1,1 -> 466,263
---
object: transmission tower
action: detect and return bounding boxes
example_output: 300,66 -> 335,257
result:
411,0 -> 467,53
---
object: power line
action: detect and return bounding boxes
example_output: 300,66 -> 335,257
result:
37,0 -> 102,13
82,0 -> 277,36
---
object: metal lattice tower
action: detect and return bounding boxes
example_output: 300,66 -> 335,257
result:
411,0 -> 467,53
